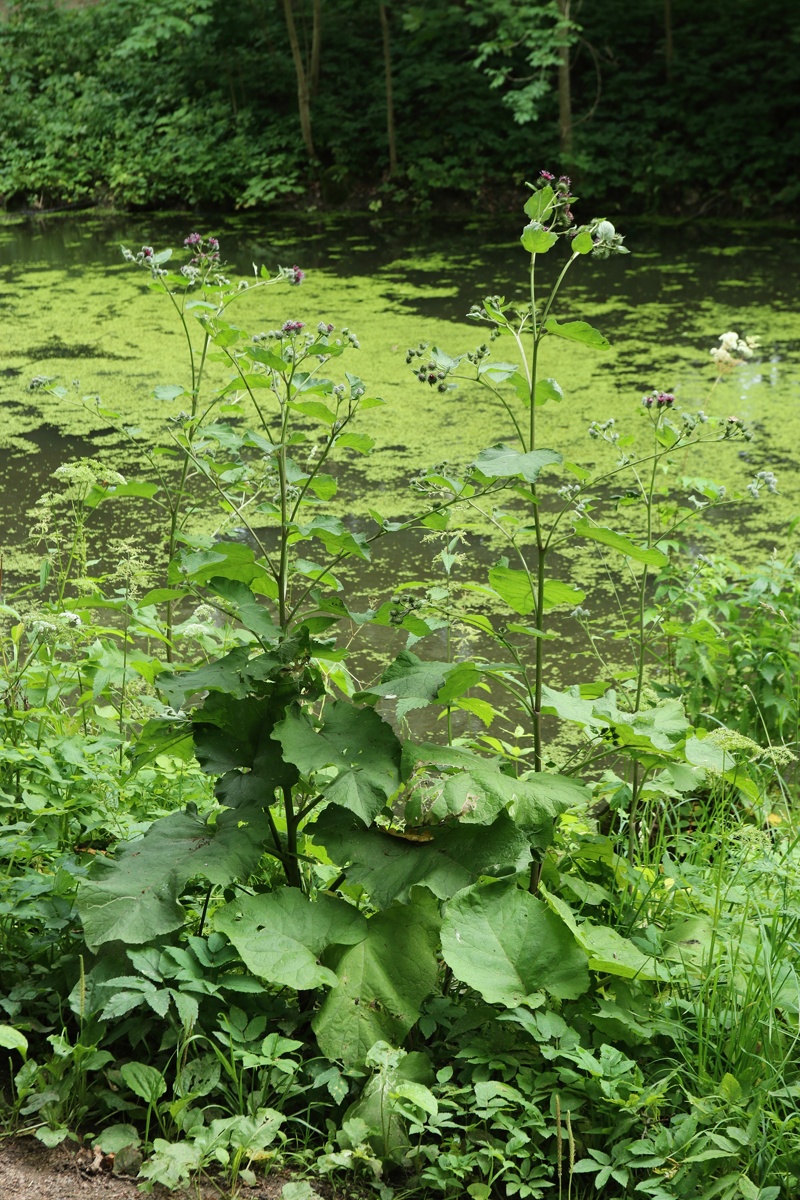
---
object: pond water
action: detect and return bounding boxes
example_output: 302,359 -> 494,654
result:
0,211 -> 798,600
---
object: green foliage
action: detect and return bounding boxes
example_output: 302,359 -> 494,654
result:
0,0 -> 797,211
1,187 -> 798,1200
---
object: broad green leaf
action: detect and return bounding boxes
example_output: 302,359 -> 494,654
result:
78,870 -> 185,951
684,734 -> 737,773
120,1062 -> 167,1105
521,224 -> 558,254
523,186 -> 554,221
535,377 -> 563,406
540,887 -> 669,981
544,319 -> 610,350
489,569 -> 582,616
170,542 -> 275,592
540,684 -> 602,726
308,808 -> 531,908
296,514 -> 371,559
354,650 -> 453,721
435,662 -> 482,704
335,432 -> 374,454
289,400 -> 337,425
214,888 -> 367,990
441,881 -> 589,1006
572,230 -> 594,254
488,566 -> 534,615
345,1046 -> 435,1157
152,384 -> 185,402
473,444 -> 562,482
573,520 -> 669,567
128,718 -> 195,771
249,344 -> 287,370
273,701 -> 401,824
77,806 -> 268,950
543,580 -> 586,609
477,361 -> 523,387
94,1125 -> 141,1153
313,893 -> 440,1065
205,577 -> 280,644
0,1026 -> 27,1055
592,695 -> 689,751
401,743 -> 577,844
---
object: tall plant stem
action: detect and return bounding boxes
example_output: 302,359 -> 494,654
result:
629,425 -> 661,862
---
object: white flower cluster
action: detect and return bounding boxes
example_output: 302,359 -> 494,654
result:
710,331 -> 760,373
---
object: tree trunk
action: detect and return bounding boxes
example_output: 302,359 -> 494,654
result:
282,0 -> 316,160
556,0 -> 573,162
379,1 -> 398,176
310,0 -> 322,97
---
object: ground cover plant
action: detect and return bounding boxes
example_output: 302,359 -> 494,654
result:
1,176 -> 798,1200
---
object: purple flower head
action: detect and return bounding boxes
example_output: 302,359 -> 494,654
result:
207,236 -> 219,251
282,320 -> 305,335
559,175 -> 572,186
289,265 -> 305,286
656,392 -> 675,408
141,245 -> 154,259
184,232 -> 203,247
539,170 -> 555,182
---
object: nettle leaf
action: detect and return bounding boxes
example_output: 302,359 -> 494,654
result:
544,319 -> 610,350
214,888 -> 367,990
473,444 -> 562,482
535,377 -> 563,406
273,701 -> 401,824
313,891 -> 441,1065
441,880 -> 590,1006
573,520 -> 669,567
308,807 -> 531,908
77,806 -> 268,950
520,224 -> 558,254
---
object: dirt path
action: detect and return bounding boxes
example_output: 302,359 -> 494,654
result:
0,1136 -> 295,1200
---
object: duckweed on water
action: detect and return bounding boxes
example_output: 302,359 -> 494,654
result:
0,213 -> 798,583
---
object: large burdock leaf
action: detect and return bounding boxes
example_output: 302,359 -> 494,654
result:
214,888 -> 367,990
273,701 -> 401,824
401,742 -> 586,847
77,806 -> 268,951
313,891 -> 440,1065
308,807 -> 531,908
441,880 -> 589,1006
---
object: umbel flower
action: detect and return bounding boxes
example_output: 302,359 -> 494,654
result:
710,331 -> 760,373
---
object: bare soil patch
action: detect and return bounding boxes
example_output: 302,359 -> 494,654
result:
0,1136 -> 305,1200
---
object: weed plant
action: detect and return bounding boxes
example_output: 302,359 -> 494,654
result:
0,179 -> 798,1200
